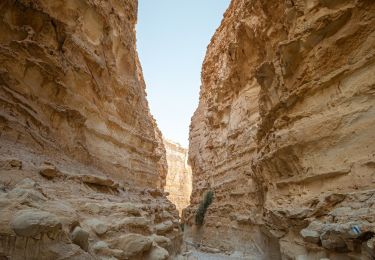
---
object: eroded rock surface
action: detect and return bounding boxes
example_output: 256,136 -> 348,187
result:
0,173 -> 182,259
0,0 -> 180,259
0,0 -> 166,189
164,139 -> 192,216
184,0 -> 375,259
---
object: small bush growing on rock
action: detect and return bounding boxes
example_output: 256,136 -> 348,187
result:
195,190 -> 214,226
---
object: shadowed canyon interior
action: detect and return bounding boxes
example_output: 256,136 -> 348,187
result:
0,0 -> 374,260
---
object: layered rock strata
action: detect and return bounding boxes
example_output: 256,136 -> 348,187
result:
0,160 -> 181,259
0,0 -> 166,189
0,0 -> 180,259
164,139 -> 192,216
184,0 -> 375,259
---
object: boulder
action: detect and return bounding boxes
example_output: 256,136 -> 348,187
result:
110,233 -> 152,258
151,234 -> 172,249
79,175 -> 119,188
300,228 -> 320,244
92,241 -> 122,258
320,230 -> 347,250
147,188 -> 164,197
71,226 -> 89,251
116,216 -> 150,230
145,245 -> 169,260
39,163 -> 62,179
300,221 -> 324,244
155,220 -> 174,235
86,218 -> 108,236
11,209 -> 62,237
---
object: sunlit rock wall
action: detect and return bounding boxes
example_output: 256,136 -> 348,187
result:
0,0 -> 167,189
164,139 -> 192,216
0,0 -> 182,259
184,0 -> 375,259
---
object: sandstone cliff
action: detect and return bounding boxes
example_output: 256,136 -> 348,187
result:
0,0 -> 166,189
164,139 -> 192,216
184,0 -> 375,259
0,0 -> 180,259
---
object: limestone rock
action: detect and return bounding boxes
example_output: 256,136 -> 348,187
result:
86,219 -> 108,236
320,230 -> 347,251
115,216 -> 151,231
147,188 -> 164,198
45,243 -> 91,260
164,139 -> 192,216
71,226 -> 90,251
116,202 -> 142,216
39,163 -> 62,179
14,178 -> 37,189
7,178 -> 45,203
111,233 -> 153,258
155,220 -> 174,235
92,241 -> 123,258
0,0 -> 166,190
0,0 -> 182,258
79,175 -> 119,189
151,234 -> 172,249
0,159 -> 22,170
11,209 -> 62,237
145,245 -> 170,260
1,177 -> 181,258
7,187 -> 46,202
300,228 -> 320,244
184,0 -> 375,258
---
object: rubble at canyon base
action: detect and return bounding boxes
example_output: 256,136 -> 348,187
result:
184,0 -> 375,259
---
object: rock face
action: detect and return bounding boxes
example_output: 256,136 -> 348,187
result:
164,139 -> 192,216
0,0 -> 180,259
0,0 -> 166,189
0,176 -> 182,259
184,0 -> 375,259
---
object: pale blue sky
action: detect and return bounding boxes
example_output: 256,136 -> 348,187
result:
137,1 -> 230,147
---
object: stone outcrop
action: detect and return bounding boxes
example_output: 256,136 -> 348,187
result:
0,0 -> 166,189
0,176 -> 182,259
184,0 -> 375,259
0,0 -> 180,259
164,139 -> 192,216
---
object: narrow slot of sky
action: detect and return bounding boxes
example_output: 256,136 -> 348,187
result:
137,1 -> 230,147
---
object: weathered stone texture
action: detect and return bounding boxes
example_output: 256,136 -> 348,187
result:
184,0 -> 375,259
164,139 -> 192,216
0,0 -> 181,259
0,0 -> 166,189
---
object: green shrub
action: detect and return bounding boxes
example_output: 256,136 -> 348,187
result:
195,190 -> 214,226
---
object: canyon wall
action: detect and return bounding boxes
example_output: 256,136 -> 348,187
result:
0,0 -> 180,259
0,0 -> 167,189
164,139 -> 192,216
184,0 -> 375,259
